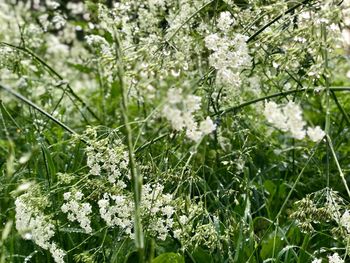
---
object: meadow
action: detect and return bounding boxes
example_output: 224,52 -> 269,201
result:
1,0 -> 350,262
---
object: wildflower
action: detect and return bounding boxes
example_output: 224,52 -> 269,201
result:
217,11 -> 235,32
52,14 -> 66,30
15,193 -> 65,263
90,163 -> 101,176
264,101 -> 306,139
204,33 -> 221,51
283,101 -> 306,139
199,117 -> 216,135
307,126 -> 325,142
162,89 -> 215,141
15,197 -> 55,249
205,32 -> 250,87
49,243 -> 66,263
46,0 -> 60,10
263,101 -> 288,131
340,210 -> 350,232
328,253 -> 344,263
167,88 -> 183,104
61,191 -> 92,233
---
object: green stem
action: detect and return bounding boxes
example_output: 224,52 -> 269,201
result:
0,83 -> 89,144
247,143 -> 319,262
247,0 -> 312,43
215,87 -> 350,117
321,22 -> 331,189
327,135 -> 350,198
113,31 -> 144,261
0,42 -> 100,122
166,0 -> 215,42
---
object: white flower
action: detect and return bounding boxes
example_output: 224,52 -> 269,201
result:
340,210 -> 350,232
204,33 -> 221,51
49,243 -> 66,263
264,101 -> 286,129
328,253 -> 344,263
186,129 -> 203,142
167,88 -> 182,104
307,126 -> 325,142
205,33 -> 250,87
283,101 -> 306,139
46,0 -> 60,10
311,259 -> 321,263
162,205 -> 175,218
184,95 -> 201,113
15,197 -> 55,250
63,192 -> 71,200
75,191 -> 84,200
15,194 -> 65,262
61,192 -> 92,233
199,117 -> 216,135
90,163 -> 101,176
162,90 -> 214,141
179,215 -> 188,225
264,101 -> 306,139
217,11 -> 235,31
52,15 -> 66,30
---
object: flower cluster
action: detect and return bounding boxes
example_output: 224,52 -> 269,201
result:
205,12 -> 251,88
340,210 -> 350,233
264,101 -> 325,141
162,88 -> 216,141
15,193 -> 65,263
98,183 -> 175,241
85,34 -> 112,57
98,193 -> 134,236
86,136 -> 130,185
141,183 -> 175,240
172,201 -> 227,251
328,253 -> 344,263
61,191 -> 92,233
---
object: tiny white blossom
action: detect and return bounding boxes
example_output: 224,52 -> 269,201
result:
63,192 -> 71,200
264,101 -> 280,126
217,11 -> 235,31
328,253 -> 344,263
49,243 -> 66,263
311,259 -> 321,263
340,210 -> 350,233
204,33 -> 221,51
186,129 -> 203,142
52,15 -> 66,30
167,88 -> 182,104
307,126 -> 325,142
61,192 -> 92,233
90,163 -> 101,176
46,0 -> 60,10
199,117 -> 216,135
264,101 -> 306,139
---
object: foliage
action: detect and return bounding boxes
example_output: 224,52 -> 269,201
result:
1,0 -> 350,262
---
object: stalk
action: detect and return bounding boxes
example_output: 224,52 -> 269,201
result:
113,31 -> 144,261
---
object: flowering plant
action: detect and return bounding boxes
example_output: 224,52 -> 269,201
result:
1,0 -> 350,262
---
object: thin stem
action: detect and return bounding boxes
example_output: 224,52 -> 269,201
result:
321,22 -> 331,188
247,143 -> 319,262
165,0 -> 215,42
330,91 -> 350,126
0,83 -> 88,144
327,135 -> 350,198
0,42 -> 100,122
113,31 -> 144,261
247,0 -> 312,43
215,87 -> 350,117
